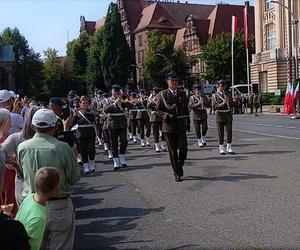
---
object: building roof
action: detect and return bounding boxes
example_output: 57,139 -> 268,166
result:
159,2 -> 215,26
174,28 -> 186,48
84,21 -> 96,35
123,0 -> 144,31
208,4 -> 255,38
134,2 -> 182,33
95,17 -> 106,30
192,18 -> 211,45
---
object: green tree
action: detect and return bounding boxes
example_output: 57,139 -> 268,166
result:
100,3 -> 132,89
143,29 -> 193,88
0,27 -> 44,97
67,34 -> 90,76
201,29 -> 255,84
86,28 -> 106,93
43,48 -> 80,98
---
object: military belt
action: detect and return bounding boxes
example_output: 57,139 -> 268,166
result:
216,110 -> 231,113
108,113 -> 126,116
78,124 -> 95,128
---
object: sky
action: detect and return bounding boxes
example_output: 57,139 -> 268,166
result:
0,0 -> 254,57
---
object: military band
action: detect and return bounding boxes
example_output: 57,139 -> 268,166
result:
50,73 -> 256,182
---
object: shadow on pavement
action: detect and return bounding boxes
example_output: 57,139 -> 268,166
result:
240,150 -> 294,155
184,172 -> 277,182
75,206 -> 164,250
166,245 -> 201,250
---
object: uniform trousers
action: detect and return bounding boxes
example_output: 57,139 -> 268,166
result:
77,136 -> 96,163
138,119 -> 151,139
42,197 -> 75,250
109,128 -> 128,158
193,119 -> 208,139
152,122 -> 165,143
216,121 -> 232,145
129,120 -> 138,136
102,129 -> 111,149
164,133 -> 188,177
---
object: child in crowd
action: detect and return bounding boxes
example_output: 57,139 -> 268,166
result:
15,167 -> 62,250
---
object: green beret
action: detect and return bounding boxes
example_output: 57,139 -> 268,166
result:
49,97 -> 66,106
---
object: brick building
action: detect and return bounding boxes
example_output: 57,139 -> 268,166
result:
80,0 -> 254,84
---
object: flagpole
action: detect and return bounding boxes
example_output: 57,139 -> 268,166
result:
246,48 -> 250,95
232,36 -> 234,98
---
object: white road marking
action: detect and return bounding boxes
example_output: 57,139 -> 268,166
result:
233,121 -> 300,130
209,125 -> 300,140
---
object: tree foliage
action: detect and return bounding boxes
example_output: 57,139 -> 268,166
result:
67,34 -> 90,76
85,28 -> 106,93
42,48 -> 80,98
0,27 -> 44,97
143,29 -> 193,88
201,29 -> 255,84
99,3 -> 132,89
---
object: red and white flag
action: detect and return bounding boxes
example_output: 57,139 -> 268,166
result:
294,81 -> 300,103
283,82 -> 295,114
243,2 -> 249,49
232,16 -> 238,42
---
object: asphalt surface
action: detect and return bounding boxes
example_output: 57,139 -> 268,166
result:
74,113 -> 300,250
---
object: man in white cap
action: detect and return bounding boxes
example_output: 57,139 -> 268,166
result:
0,89 -> 23,134
18,108 -> 81,250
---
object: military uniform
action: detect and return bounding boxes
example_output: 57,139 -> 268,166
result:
128,96 -> 139,143
136,97 -> 151,147
157,87 -> 189,181
212,82 -> 234,155
104,94 -> 131,170
100,97 -> 114,159
189,91 -> 209,147
147,92 -> 166,152
73,108 -> 97,173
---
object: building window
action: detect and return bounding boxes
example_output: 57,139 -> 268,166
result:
265,0 -> 274,11
259,72 -> 268,92
138,35 -> 143,47
266,23 -> 276,51
137,51 -> 141,63
141,51 -> 145,63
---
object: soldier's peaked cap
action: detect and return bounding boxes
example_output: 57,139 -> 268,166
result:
165,72 -> 179,81
49,97 -> 66,106
217,80 -> 226,86
111,84 -> 121,91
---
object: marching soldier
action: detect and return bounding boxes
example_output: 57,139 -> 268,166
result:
128,92 -> 139,143
148,87 -> 167,152
189,85 -> 209,148
73,96 -> 97,174
156,73 -> 189,182
212,80 -> 235,155
101,93 -> 114,159
94,90 -> 105,146
136,90 -> 151,147
104,85 -> 131,170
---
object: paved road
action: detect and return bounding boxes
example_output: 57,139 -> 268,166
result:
74,113 -> 300,249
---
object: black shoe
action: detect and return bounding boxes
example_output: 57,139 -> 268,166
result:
203,143 -> 207,147
121,164 -> 127,168
113,167 -> 120,171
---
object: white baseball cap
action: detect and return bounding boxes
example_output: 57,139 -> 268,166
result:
9,91 -> 16,98
32,108 -> 57,128
0,89 -> 13,103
